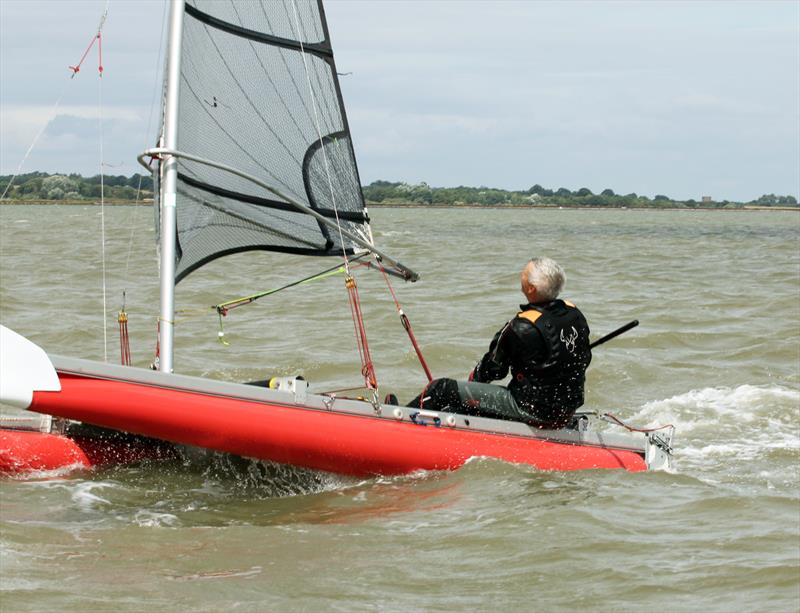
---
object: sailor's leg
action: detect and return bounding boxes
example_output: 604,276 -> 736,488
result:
406,378 -> 460,409
454,381 -> 530,422
407,380 -> 534,425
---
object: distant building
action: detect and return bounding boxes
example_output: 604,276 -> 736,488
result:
701,196 -> 713,203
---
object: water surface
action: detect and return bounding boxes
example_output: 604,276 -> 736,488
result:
1,205 -> 798,611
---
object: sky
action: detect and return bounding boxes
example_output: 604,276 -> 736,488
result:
1,0 -> 798,202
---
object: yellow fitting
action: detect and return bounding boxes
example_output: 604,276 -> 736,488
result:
345,276 -> 356,289
117,311 -> 128,323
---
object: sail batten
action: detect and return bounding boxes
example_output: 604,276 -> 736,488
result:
159,0 -> 373,283
177,173 -> 368,223
184,3 -> 332,58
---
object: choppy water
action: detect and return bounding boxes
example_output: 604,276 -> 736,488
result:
1,205 -> 798,612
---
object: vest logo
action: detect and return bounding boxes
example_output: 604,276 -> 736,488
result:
560,326 -> 578,353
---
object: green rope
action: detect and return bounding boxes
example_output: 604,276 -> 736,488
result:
213,254 -> 369,344
216,265 -> 348,312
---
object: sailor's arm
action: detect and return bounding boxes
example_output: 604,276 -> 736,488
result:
471,323 -> 512,382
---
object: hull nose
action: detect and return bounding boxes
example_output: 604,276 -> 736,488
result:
0,325 -> 61,409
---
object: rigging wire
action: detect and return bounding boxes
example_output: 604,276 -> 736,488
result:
0,0 -> 109,201
289,0 -> 379,397
126,0 -> 169,277
119,0 -> 169,368
99,47 -> 108,362
288,0 -> 350,272
93,2 -> 110,362
2,2 -> 111,358
0,82 -> 71,201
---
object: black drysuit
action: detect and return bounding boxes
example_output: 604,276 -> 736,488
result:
408,299 -> 592,429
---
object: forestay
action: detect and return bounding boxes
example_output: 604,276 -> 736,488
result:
156,0 -> 371,282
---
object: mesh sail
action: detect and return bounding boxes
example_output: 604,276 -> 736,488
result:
158,0 -> 371,282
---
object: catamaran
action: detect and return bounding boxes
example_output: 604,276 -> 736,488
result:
0,0 -> 673,477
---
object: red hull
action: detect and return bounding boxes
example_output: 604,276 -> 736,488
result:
0,428 -> 176,475
24,374 -> 646,476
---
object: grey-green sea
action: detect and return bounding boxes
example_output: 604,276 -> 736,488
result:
1,205 -> 798,612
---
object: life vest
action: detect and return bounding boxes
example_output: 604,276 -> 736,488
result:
509,299 -> 591,423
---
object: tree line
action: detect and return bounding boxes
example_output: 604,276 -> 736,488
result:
362,181 -> 798,209
0,173 -> 796,208
0,172 -> 154,202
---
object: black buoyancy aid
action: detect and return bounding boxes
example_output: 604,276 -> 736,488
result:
510,300 -> 591,419
515,300 -> 590,379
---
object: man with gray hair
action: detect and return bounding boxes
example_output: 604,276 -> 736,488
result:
407,257 -> 591,429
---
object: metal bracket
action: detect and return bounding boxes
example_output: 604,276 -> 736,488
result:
649,427 -> 674,456
645,426 -> 675,471
370,389 -> 381,415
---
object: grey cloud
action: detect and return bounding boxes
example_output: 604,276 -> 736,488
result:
1,0 -> 797,201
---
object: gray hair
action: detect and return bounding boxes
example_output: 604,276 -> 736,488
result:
527,257 -> 566,301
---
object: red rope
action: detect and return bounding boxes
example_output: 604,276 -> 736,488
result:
418,380 -> 432,410
118,310 -> 131,366
345,276 -> 377,390
69,34 -> 101,77
603,412 -> 674,433
375,259 -> 433,383
69,15 -> 104,77
97,32 -> 103,76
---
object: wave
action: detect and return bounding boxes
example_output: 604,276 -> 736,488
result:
629,384 -> 799,475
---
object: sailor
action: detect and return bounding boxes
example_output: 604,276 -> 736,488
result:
407,257 -> 591,429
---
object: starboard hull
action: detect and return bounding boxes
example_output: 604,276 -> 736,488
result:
4,367 -> 656,477
0,326 -> 670,478
28,373 -> 646,475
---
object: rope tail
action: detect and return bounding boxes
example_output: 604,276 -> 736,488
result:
118,292 -> 131,366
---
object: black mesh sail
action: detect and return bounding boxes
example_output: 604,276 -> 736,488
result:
158,0 -> 371,282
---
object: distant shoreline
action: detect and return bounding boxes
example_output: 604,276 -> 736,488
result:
4,173 -> 796,210
0,199 -> 796,212
0,199 -> 153,206
367,203 -> 800,212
